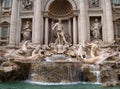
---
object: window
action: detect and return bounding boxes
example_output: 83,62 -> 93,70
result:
0,23 -> 9,46
4,0 -> 10,8
116,24 -> 120,38
113,0 -> 120,6
2,26 -> 8,38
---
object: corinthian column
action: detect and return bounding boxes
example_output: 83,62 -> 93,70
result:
9,0 -> 18,45
0,26 -> 1,42
45,18 -> 49,44
104,0 -> 114,42
78,0 -> 87,43
68,20 -> 71,37
73,17 -> 77,44
33,0 -> 42,44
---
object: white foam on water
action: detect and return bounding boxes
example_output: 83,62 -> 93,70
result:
93,82 -> 102,85
44,57 -> 52,62
24,80 -> 102,86
25,80 -> 81,85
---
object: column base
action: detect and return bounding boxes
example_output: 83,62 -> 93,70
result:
32,43 -> 41,45
7,44 -> 16,49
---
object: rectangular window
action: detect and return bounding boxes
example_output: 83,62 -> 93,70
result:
4,0 -> 10,8
113,0 -> 120,6
2,26 -> 8,38
116,24 -> 120,38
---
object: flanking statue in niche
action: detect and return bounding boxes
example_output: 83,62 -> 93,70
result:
21,21 -> 32,41
91,18 -> 102,40
22,0 -> 33,10
52,19 -> 68,45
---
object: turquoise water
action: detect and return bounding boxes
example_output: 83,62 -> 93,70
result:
0,81 -> 120,89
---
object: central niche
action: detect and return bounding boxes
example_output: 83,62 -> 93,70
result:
49,0 -> 72,17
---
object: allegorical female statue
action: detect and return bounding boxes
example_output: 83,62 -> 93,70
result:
21,21 -> 32,41
91,18 -> 102,40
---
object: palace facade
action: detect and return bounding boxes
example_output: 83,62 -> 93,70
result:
0,0 -> 120,46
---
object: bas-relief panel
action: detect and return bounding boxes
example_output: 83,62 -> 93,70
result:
88,0 -> 100,8
21,0 -> 33,11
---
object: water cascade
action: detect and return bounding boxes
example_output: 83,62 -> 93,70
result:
29,54 -> 87,83
89,65 -> 101,84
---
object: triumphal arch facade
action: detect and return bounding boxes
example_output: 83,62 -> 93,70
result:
0,0 -> 117,46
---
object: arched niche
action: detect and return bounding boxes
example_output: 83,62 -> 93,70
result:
45,0 -> 77,11
43,0 -> 78,44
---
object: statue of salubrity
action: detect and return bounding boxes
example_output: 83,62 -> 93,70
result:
21,21 -> 32,41
91,18 -> 102,40
52,19 -> 68,45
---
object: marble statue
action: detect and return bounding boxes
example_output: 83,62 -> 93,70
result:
55,44 -> 69,54
32,45 -> 41,56
88,41 -> 100,57
23,0 -> 33,10
75,41 -> 87,59
21,21 -> 32,41
17,41 -> 29,56
12,41 -> 33,57
27,48 -> 45,61
91,19 -> 102,40
81,52 -> 118,64
52,19 -> 67,44
3,41 -> 31,59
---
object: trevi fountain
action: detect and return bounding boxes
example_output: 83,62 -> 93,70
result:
0,0 -> 120,88
0,19 -> 120,89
